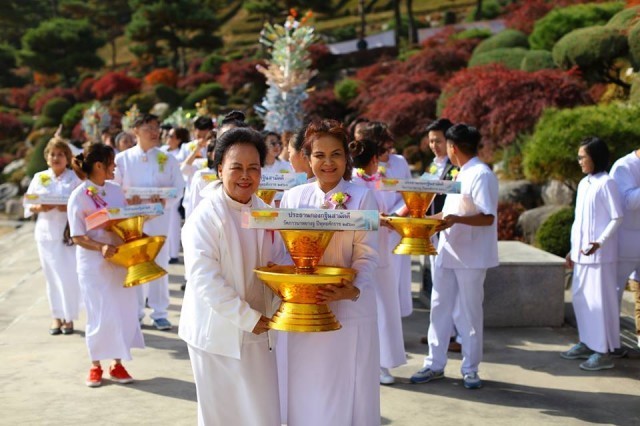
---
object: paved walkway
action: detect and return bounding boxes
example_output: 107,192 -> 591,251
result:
1,222 -> 639,425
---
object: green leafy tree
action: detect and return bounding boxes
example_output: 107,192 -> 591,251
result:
529,2 -> 623,50
0,43 -> 21,86
552,25 -> 629,88
126,0 -> 222,74
19,18 -> 105,85
59,0 -> 131,68
0,0 -> 53,47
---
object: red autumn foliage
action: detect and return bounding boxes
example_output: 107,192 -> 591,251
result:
0,112 -> 23,140
177,72 -> 216,90
441,65 -> 593,151
77,76 -> 97,102
307,43 -> 334,69
367,91 -> 440,138
303,88 -> 350,122
32,88 -> 78,114
187,57 -> 204,76
217,59 -> 266,93
497,202 -> 525,241
91,72 -> 141,100
504,0 -> 612,34
7,86 -> 38,111
144,68 -> 178,88
402,37 -> 480,77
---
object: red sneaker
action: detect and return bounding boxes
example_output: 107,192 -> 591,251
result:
86,366 -> 103,388
109,364 -> 133,384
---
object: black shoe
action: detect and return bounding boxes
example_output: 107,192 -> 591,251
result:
168,257 -> 179,264
49,327 -> 61,335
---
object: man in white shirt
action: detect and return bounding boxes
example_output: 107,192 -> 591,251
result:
113,114 -> 185,330
610,148 -> 640,348
410,124 -> 498,390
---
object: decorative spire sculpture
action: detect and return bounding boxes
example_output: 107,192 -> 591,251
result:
81,101 -> 111,143
257,10 -> 317,133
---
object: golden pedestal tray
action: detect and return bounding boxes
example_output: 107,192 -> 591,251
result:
255,230 -> 356,332
385,191 -> 443,255
107,216 -> 167,287
255,189 -> 278,205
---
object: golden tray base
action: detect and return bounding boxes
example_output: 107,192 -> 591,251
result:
108,235 -> 168,287
255,265 -> 356,332
385,217 -> 443,255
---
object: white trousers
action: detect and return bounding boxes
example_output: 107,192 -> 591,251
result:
136,240 -> 170,320
167,203 -> 181,259
573,263 -> 620,353
617,259 -> 640,305
187,342 -> 280,426
425,267 -> 486,375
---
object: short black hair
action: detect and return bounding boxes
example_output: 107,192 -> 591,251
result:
194,116 -> 214,131
445,124 -> 481,156
425,118 -> 454,135
212,127 -> 266,177
133,114 -> 159,128
579,136 -> 609,174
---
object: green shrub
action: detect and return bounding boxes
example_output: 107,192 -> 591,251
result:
521,49 -> 556,72
41,97 -> 72,122
154,84 -> 184,107
473,29 -> 529,55
125,92 -> 157,113
552,26 -> 628,84
18,114 -> 35,129
443,10 -> 457,25
535,207 -> 574,257
469,47 -> 528,69
33,115 -> 58,130
61,102 -> 88,131
181,83 -> 226,109
466,0 -> 503,22
631,77 -> 640,104
453,28 -> 493,41
25,130 -> 54,177
200,53 -> 226,75
630,20 -> 640,67
606,6 -> 640,29
529,2 -> 624,50
327,26 -> 357,42
334,78 -> 360,104
523,102 -> 640,185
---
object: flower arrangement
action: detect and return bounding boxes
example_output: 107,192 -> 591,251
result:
356,168 -> 379,182
157,152 -> 168,172
429,164 -> 438,175
121,104 -> 141,132
85,185 -> 107,208
81,101 -> 111,143
377,165 -> 387,177
163,107 -> 193,131
39,173 -> 51,187
450,169 -> 459,179
328,192 -> 351,209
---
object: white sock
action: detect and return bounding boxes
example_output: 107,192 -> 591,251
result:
380,367 -> 391,376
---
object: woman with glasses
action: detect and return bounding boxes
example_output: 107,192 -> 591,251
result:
562,137 -> 624,371
261,131 -> 293,174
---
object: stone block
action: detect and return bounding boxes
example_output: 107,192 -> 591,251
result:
485,241 -> 566,327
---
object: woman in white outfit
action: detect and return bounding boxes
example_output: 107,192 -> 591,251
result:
179,127 -> 281,426
24,138 -> 81,335
350,138 -> 405,386
563,136 -> 624,370
279,119 -> 380,426
68,143 -> 144,387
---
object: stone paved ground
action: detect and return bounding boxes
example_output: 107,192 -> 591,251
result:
1,222 -> 639,425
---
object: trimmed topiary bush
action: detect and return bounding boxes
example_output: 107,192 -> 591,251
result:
529,2 -> 624,50
125,92 -> 157,113
523,102 -> 640,186
34,115 -> 57,129
521,49 -> 556,72
473,29 -> 529,55
452,28 -> 493,41
334,78 -> 360,104
469,47 -> 529,69
535,207 -> 574,257
631,76 -> 640,104
41,97 -> 72,123
466,0 -> 503,22
200,53 -> 225,75
606,5 -> 640,29
25,129 -> 55,177
181,82 -> 226,109
154,84 -> 184,107
61,102 -> 88,132
552,25 -> 628,84
630,20 -> 640,67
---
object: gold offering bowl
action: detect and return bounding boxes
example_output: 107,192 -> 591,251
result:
386,191 -> 443,255
256,189 -> 278,205
254,230 -> 356,332
106,216 -> 167,287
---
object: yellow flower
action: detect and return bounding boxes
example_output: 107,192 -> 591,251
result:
87,185 -> 97,195
329,192 -> 351,209
39,173 -> 51,187
450,169 -> 459,179
429,164 -> 438,175
377,165 -> 386,177
157,152 -> 168,172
